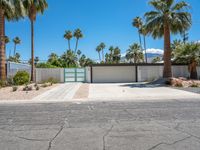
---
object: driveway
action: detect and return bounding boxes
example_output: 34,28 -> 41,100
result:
1,100 -> 200,150
88,83 -> 200,101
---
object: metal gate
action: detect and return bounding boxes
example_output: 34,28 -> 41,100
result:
64,68 -> 86,82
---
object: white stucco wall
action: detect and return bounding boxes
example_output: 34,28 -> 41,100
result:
92,66 -> 136,83
36,68 -> 64,83
85,67 -> 91,83
138,66 -> 163,82
172,65 -> 189,78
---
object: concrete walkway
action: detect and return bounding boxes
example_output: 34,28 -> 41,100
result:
32,83 -> 81,102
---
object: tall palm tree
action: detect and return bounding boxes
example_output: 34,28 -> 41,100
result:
0,0 -> 24,80
140,25 -> 148,63
23,0 -> 48,81
126,43 -> 144,64
64,30 -> 73,51
133,17 -> 143,49
145,0 -> 191,78
13,36 -> 21,56
96,45 -> 101,62
77,49 -> 82,60
99,42 -> 106,62
4,36 -> 10,57
109,46 -> 114,62
73,28 -> 83,54
113,47 -> 121,63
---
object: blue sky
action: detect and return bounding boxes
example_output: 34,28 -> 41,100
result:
5,0 -> 200,61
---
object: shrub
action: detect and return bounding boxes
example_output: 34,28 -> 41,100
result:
13,71 -> 30,85
36,86 -> 40,91
0,80 -> 6,87
7,76 -> 13,86
23,85 -> 32,91
47,77 -> 58,84
190,83 -> 199,88
12,86 -> 18,92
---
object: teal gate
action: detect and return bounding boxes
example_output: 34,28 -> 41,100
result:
64,68 -> 86,82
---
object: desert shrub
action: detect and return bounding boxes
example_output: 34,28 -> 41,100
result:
190,83 -> 199,87
12,86 -> 18,92
0,80 -> 7,87
47,77 -> 58,84
7,76 -> 14,86
41,83 -> 50,88
36,86 -> 40,91
13,71 -> 30,85
23,85 -> 32,91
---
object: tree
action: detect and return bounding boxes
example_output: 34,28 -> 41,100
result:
133,17 -> 143,49
152,56 -> 161,63
144,0 -> 191,78
13,36 -> 21,56
7,53 -> 21,63
174,42 -> 200,79
140,25 -> 148,63
64,30 -> 73,51
96,45 -> 101,62
77,49 -> 82,60
61,50 -> 77,68
126,43 -> 144,64
4,36 -> 10,57
23,0 -> 48,81
113,47 -> 121,63
99,42 -> 106,62
47,53 -> 61,67
73,28 -> 83,54
108,46 -> 114,62
0,0 -> 24,80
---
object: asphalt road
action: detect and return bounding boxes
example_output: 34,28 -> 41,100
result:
1,100 -> 200,150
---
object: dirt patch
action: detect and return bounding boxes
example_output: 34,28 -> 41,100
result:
0,84 -> 59,100
73,84 -> 89,99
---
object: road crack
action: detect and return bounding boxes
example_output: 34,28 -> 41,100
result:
147,135 -> 192,150
103,125 -> 114,150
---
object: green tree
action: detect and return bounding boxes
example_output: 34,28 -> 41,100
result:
13,36 -> 21,55
73,28 -> 83,54
7,52 -> 21,63
152,56 -> 161,63
108,46 -> 114,62
96,45 -> 101,62
0,0 -> 24,80
99,42 -> 106,62
23,0 -> 48,81
4,35 -> 10,57
126,43 -> 144,64
144,0 -> 191,78
61,50 -> 77,68
174,42 -> 200,79
133,17 -> 143,49
47,53 -> 61,67
113,47 -> 121,63
77,49 -> 82,60
64,30 -> 73,51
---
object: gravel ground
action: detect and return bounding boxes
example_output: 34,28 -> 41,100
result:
73,84 -> 89,99
0,84 -> 59,100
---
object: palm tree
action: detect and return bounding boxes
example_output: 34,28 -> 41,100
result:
145,0 -> 191,78
13,37 -> 21,56
23,0 -> 48,81
126,43 -> 144,64
140,25 -> 148,63
174,42 -> 200,79
99,42 -> 106,62
133,17 -> 143,49
113,47 -> 121,63
64,30 -> 73,51
4,36 -> 10,57
77,49 -> 82,60
96,45 -> 101,62
73,28 -> 83,54
0,0 -> 24,80
109,46 -> 114,62
61,50 -> 77,68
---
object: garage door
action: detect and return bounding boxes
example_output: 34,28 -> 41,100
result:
92,66 -> 136,83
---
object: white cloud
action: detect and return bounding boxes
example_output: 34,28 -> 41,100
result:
145,48 -> 164,55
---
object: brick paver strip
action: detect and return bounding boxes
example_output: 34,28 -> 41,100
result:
73,84 -> 89,99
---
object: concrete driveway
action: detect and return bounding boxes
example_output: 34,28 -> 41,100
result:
88,83 -> 200,101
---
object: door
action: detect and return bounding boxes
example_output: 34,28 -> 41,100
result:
64,68 -> 86,82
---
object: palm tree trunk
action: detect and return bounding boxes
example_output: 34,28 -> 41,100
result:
31,19 -> 35,82
75,38 -> 79,54
67,39 -> 70,51
163,23 -> 172,78
98,52 -> 101,62
138,30 -> 142,50
0,8 -> 6,80
143,35 -> 147,63
189,60 -> 197,79
14,44 -> 16,56
102,50 -> 104,62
